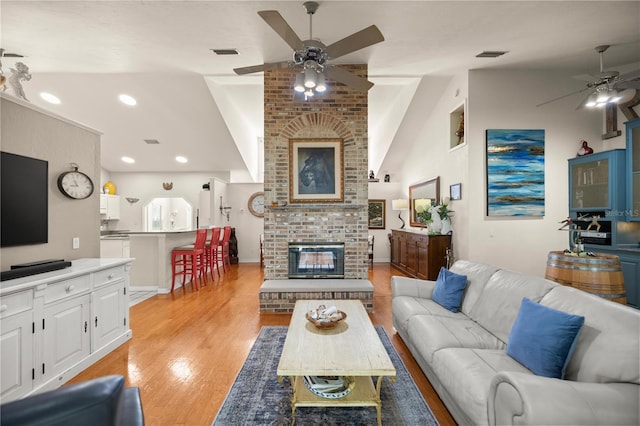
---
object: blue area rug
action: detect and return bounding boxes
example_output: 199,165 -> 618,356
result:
213,326 -> 439,425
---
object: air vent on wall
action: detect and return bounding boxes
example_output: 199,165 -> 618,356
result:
144,139 -> 160,144
476,51 -> 508,58
0,48 -> 24,58
211,48 -> 239,55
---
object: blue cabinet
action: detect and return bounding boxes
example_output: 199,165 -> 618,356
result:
626,118 -> 640,221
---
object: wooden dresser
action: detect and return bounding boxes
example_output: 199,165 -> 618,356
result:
390,229 -> 451,280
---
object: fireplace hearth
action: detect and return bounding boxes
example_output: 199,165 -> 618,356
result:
288,242 -> 345,278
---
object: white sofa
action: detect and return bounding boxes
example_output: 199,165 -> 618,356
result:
391,260 -> 640,425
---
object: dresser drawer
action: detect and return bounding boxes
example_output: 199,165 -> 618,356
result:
93,266 -> 125,288
44,276 -> 91,304
0,290 -> 33,319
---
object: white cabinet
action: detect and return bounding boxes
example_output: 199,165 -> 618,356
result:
100,238 -> 130,258
42,294 -> 91,383
198,190 -> 211,227
0,259 -> 132,402
100,194 -> 120,220
0,309 -> 34,401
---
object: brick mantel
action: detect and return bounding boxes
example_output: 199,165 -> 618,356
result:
263,65 -> 369,279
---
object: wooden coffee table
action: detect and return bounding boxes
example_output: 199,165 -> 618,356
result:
277,300 -> 396,425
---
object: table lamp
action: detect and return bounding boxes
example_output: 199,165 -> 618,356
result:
392,199 -> 408,229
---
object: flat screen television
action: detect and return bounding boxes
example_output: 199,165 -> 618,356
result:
1,151 -> 49,247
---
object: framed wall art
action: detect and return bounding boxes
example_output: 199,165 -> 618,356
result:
450,183 -> 462,200
368,199 -> 386,229
289,138 -> 344,203
486,129 -> 545,217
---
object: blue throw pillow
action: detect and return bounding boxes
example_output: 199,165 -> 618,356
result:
432,267 -> 468,313
507,298 -> 585,379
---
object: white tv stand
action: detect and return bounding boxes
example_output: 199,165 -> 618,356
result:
0,258 -> 133,402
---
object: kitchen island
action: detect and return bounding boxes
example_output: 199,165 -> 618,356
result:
125,230 -> 199,293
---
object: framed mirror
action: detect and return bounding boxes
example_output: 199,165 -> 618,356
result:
409,176 -> 440,227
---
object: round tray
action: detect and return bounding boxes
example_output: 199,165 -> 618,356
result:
305,310 -> 347,329
303,376 -> 355,399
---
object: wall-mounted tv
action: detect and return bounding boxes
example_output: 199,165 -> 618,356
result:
1,151 -> 49,247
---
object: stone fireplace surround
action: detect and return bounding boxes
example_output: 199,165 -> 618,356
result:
260,65 -> 373,312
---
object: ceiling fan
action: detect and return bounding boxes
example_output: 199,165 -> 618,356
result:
536,45 -> 640,108
233,1 -> 384,94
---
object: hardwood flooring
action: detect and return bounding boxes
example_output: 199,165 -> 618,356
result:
69,263 -> 456,426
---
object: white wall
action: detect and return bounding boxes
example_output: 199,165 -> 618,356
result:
226,183 -> 264,262
367,181 -> 403,262
467,70 -> 604,276
1,96 -> 102,270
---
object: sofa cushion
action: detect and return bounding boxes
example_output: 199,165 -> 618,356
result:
392,296 -> 461,334
432,267 -> 468,312
467,269 -> 556,343
449,260 -> 500,316
406,314 -> 505,364
540,285 -> 640,384
432,348 -> 532,425
507,298 -> 585,379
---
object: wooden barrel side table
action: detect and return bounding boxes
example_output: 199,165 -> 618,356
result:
545,251 -> 627,304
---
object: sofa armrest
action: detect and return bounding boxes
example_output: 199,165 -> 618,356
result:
0,375 -> 144,426
488,371 -> 639,425
391,276 -> 435,299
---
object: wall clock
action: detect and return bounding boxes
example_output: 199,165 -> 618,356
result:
248,192 -> 265,218
57,164 -> 94,200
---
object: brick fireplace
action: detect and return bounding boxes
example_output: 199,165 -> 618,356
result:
262,65 -> 370,280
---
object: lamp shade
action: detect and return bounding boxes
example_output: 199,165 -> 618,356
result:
392,199 -> 408,210
294,73 -> 305,92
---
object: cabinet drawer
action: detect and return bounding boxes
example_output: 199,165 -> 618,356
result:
93,266 -> 125,288
0,290 -> 33,319
44,276 -> 90,304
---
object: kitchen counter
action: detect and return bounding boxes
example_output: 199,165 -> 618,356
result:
126,230 -> 199,293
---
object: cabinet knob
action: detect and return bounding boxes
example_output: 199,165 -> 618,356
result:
65,285 -> 75,293
108,273 -> 115,279
0,304 -> 7,313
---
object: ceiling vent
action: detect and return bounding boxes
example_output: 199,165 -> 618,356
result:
211,48 -> 239,55
476,51 -> 508,58
144,139 -> 160,144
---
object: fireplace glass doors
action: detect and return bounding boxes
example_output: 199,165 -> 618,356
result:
288,242 -> 345,278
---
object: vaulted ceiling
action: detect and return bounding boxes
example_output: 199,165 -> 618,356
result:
2,1 -> 639,181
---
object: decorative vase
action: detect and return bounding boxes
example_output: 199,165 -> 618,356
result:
441,217 -> 452,235
103,181 -> 116,195
429,215 -> 442,234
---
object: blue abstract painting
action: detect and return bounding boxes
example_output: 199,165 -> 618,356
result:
486,129 -> 545,216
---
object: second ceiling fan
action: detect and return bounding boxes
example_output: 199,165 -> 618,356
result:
233,1 -> 384,95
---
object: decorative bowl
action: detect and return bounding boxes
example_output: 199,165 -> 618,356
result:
305,308 -> 347,329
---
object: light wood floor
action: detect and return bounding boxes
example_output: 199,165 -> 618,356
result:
69,262 -> 456,426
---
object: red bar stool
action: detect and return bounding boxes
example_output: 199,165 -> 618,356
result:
171,228 -> 207,292
205,227 -> 222,279
217,226 -> 231,272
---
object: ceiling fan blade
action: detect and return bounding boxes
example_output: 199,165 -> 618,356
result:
618,69 -> 640,82
572,73 -> 598,82
325,66 -> 374,91
233,61 -> 290,75
325,25 -> 384,59
535,87 -> 589,107
258,10 -> 304,51
616,80 -> 640,90
575,91 -> 595,110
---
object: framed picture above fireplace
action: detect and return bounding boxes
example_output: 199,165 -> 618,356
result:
289,138 -> 344,203
368,199 -> 386,229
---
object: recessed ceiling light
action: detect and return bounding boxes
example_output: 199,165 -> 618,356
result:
40,92 -> 61,104
175,156 -> 188,163
119,94 -> 137,106
121,156 -> 135,164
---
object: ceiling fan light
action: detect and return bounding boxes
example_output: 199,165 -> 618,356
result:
304,67 -> 317,88
304,88 -> 315,97
609,91 -> 622,103
315,73 -> 327,92
585,93 -> 598,107
596,87 -> 610,103
294,73 -> 305,92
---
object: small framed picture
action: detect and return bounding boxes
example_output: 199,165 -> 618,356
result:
368,199 -> 386,229
450,183 -> 462,200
